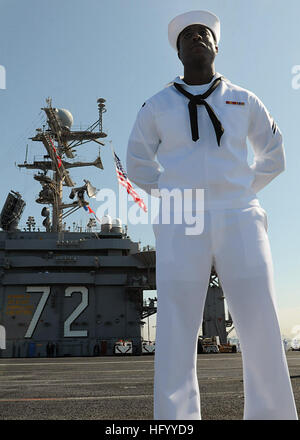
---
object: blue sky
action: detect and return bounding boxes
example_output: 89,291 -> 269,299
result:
0,0 -> 299,338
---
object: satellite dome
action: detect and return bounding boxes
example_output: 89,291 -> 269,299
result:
112,218 -> 122,226
111,218 -> 122,234
54,108 -> 73,129
100,215 -> 112,233
101,215 -> 112,225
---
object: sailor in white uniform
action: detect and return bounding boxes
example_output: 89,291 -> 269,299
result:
126,10 -> 298,420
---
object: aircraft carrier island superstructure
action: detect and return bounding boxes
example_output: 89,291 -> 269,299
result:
0,226 -> 157,358
0,98 -> 234,358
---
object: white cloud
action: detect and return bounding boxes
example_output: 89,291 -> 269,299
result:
277,306 -> 300,338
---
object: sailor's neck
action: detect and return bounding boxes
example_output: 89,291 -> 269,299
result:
182,67 -> 216,85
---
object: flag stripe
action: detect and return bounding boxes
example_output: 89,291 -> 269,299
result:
113,151 -> 147,212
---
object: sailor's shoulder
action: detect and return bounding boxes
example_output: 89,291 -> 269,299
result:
221,77 -> 254,100
140,85 -> 176,113
222,80 -> 271,116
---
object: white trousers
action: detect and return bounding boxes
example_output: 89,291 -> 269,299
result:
153,206 -> 298,420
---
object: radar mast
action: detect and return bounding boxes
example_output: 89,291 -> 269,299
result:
18,98 -> 107,232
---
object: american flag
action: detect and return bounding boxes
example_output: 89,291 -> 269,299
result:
113,151 -> 147,212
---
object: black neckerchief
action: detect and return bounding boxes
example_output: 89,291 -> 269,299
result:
173,77 -> 224,146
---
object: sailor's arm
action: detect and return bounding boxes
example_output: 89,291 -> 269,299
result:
247,93 -> 285,194
126,101 -> 162,196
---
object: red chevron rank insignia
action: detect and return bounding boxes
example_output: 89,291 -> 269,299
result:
226,101 -> 245,105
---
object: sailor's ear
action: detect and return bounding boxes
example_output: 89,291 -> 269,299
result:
215,45 -> 219,54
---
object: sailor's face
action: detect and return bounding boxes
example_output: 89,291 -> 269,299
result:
177,24 -> 218,65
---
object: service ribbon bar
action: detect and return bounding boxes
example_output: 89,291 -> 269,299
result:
226,101 -> 245,105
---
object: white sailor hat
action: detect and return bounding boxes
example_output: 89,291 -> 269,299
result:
168,10 -> 220,51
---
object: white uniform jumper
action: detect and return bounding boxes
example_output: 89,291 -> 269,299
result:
126,73 -> 298,420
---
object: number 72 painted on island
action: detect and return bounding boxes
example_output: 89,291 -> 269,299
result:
24,286 -> 88,338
